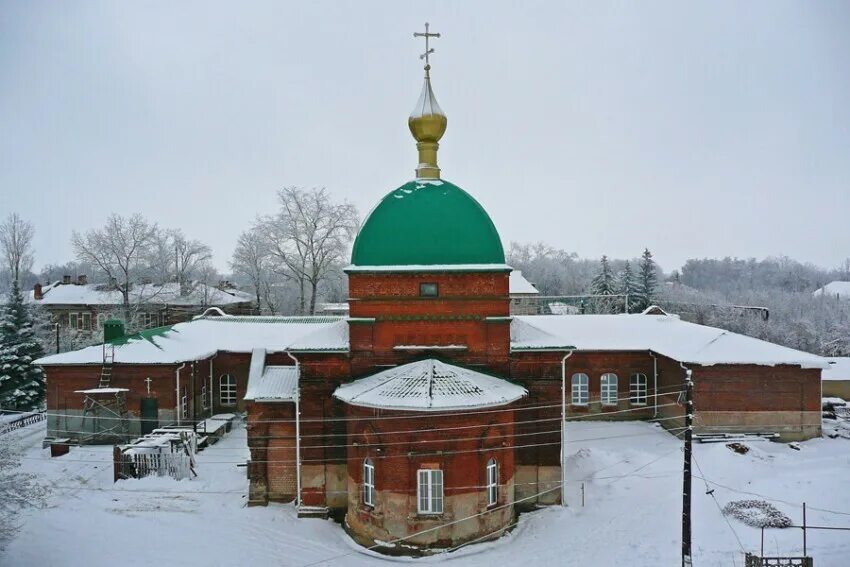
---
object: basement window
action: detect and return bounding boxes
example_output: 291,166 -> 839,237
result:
363,459 -> 375,508
486,459 -> 498,507
417,469 -> 444,514
630,373 -> 648,406
419,283 -> 439,298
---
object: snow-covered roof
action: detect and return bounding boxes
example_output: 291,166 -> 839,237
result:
511,314 -> 828,369
823,358 -> 850,381
813,281 -> 850,299
509,271 -> 539,295
34,315 -> 345,366
244,348 -> 297,402
28,281 -> 253,307
333,359 -> 527,411
287,320 -> 349,352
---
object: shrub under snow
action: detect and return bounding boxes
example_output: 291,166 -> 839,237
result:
722,499 -> 792,528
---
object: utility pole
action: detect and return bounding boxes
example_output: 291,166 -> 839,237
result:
682,368 -> 694,567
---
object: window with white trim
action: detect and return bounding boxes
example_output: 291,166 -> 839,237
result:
181,391 -> 188,419
363,459 -> 375,507
571,373 -> 589,405
486,459 -> 498,507
630,373 -> 648,406
69,312 -> 79,329
220,374 -> 237,406
417,469 -> 443,514
600,373 -> 618,406
81,312 -> 92,331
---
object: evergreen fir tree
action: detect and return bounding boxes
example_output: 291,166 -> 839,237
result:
590,255 -> 616,313
634,248 -> 659,312
617,260 -> 639,313
0,280 -> 45,410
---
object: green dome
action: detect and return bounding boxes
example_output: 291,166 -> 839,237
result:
350,179 -> 505,267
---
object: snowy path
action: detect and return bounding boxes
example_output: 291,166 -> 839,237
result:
3,421 -> 849,566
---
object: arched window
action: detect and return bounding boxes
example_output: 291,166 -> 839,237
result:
486,458 -> 498,507
630,373 -> 648,406
571,373 -> 589,405
220,374 -> 237,406
363,458 -> 375,507
600,373 -> 618,406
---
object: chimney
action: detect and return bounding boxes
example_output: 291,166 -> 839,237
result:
77,274 -> 88,286
62,275 -> 71,285
33,283 -> 43,300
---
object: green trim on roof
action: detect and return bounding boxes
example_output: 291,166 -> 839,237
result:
197,315 -> 343,324
107,325 -> 175,346
350,179 -> 505,267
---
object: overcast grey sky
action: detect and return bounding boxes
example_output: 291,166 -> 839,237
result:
2,1 -> 848,273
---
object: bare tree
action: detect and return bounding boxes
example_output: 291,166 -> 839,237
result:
230,226 -> 271,312
264,188 -> 358,314
0,213 -> 35,286
146,229 -> 212,294
0,436 -> 49,546
71,214 -> 157,322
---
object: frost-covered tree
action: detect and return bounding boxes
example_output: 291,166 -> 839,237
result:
262,188 -> 358,315
0,281 -> 45,410
71,214 -> 158,322
617,260 -> 639,313
0,435 -> 49,546
591,255 -> 616,296
590,255 -> 618,313
231,226 -> 272,313
0,213 -> 34,287
634,248 -> 658,312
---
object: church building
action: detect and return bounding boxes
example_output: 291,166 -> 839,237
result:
35,27 -> 826,552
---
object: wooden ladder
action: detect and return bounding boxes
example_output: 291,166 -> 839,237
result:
99,344 -> 115,388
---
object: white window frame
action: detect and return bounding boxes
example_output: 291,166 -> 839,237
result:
417,469 -> 444,514
220,374 -> 237,406
181,391 -> 188,419
486,459 -> 498,507
630,373 -> 648,406
571,373 -> 589,406
81,312 -> 91,331
69,312 -> 79,329
363,459 -> 375,507
600,373 -> 618,406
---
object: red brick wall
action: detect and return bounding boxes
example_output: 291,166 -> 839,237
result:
692,364 -> 821,412
345,403 -> 516,524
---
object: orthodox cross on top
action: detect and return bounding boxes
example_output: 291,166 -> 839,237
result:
414,22 -> 441,70
144,376 -> 152,395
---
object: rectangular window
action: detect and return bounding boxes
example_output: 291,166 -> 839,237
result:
417,469 -> 443,514
363,460 -> 375,507
571,373 -> 589,405
419,283 -> 439,298
82,313 -> 91,331
220,375 -> 237,406
181,392 -> 188,419
630,373 -> 648,406
600,373 -> 618,406
69,313 -> 79,329
486,460 -> 498,507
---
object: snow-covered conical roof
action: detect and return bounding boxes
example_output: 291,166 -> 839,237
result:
333,359 -> 527,412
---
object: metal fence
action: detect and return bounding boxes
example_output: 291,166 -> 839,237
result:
0,411 -> 46,436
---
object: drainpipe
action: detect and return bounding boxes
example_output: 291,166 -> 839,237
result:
649,351 -> 659,418
560,350 -> 574,508
208,352 -> 218,417
286,350 -> 302,509
175,362 -> 187,426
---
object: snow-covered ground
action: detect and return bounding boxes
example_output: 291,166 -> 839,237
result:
3,420 -> 849,566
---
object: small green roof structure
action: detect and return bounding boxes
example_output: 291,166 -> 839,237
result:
349,179 -> 506,269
